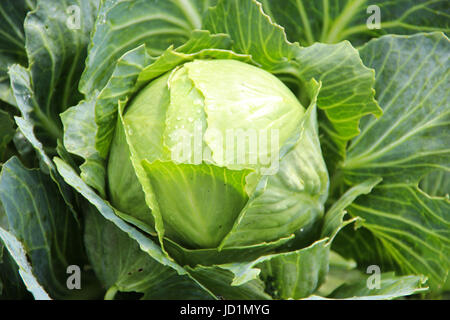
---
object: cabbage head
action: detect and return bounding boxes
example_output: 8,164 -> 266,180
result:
107,59 -> 327,251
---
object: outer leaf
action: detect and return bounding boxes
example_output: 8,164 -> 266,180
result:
207,238 -> 333,300
263,178 -> 381,299
258,238 -> 330,299
54,157 -> 185,273
334,184 -> 450,290
79,0 -> 216,96
0,243 -> 32,299
261,0 -> 450,46
203,0 -> 300,70
61,99 -> 106,196
419,170 -> 450,197
13,115 -> 79,223
186,265 -> 271,300
10,0 -> 99,143
212,178 -> 377,300
335,33 -> 449,292
0,0 -> 33,105
94,45 -> 153,159
9,64 -> 62,145
0,109 -> 15,159
163,235 -> 294,267
83,204 -> 213,300
0,157 -> 91,299
294,41 -> 382,168
10,129 -> 34,166
343,33 -> 449,184
329,272 -> 428,300
0,201 -> 31,299
315,251 -> 360,297
321,177 -> 382,238
7,1 -> 101,219
0,228 -> 50,300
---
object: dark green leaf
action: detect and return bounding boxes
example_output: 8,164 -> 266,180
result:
80,0 -> 215,96
0,228 -> 51,299
0,109 -> 15,160
0,157 -> 94,299
261,0 -> 449,46
419,170 -> 450,197
335,184 -> 450,290
0,0 -> 34,106
329,272 -> 427,299
9,0 -> 99,145
344,33 -> 449,185
83,204 -> 213,300
186,265 -> 271,300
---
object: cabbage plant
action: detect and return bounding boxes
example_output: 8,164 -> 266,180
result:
0,0 -> 448,300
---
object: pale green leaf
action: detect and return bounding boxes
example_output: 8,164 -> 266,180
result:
61,99 -> 106,196
142,160 -> 250,249
220,81 -> 328,248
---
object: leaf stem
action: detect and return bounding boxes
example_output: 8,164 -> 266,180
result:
33,107 -> 63,140
104,285 -> 118,300
325,0 -> 366,43
320,0 -> 330,42
337,21 -> 399,40
173,0 -> 202,30
296,0 -> 314,45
